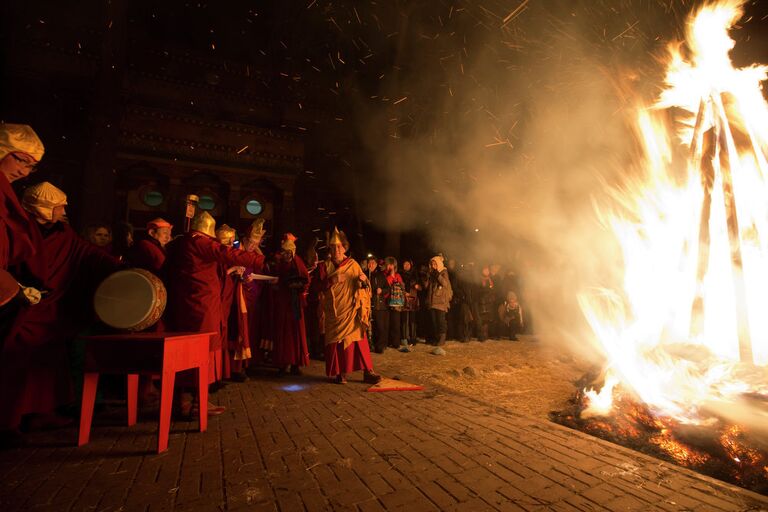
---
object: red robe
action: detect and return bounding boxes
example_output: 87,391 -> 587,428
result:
129,238 -> 166,275
163,232 -> 264,383
271,255 -> 310,368
218,264 -> 237,379
0,173 -> 39,270
0,222 -> 119,429
318,258 -> 374,377
242,259 -> 269,363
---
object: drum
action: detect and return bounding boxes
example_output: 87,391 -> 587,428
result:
94,268 -> 166,331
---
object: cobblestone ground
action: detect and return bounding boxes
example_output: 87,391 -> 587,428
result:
0,360 -> 766,512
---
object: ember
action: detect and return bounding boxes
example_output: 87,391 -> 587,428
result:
552,383 -> 768,494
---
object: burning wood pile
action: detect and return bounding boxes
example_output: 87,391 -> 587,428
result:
553,0 -> 768,495
552,371 -> 768,493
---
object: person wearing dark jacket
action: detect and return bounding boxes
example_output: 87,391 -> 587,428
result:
452,264 -> 474,342
425,255 -> 452,345
400,259 -> 420,345
446,258 -> 460,340
368,258 -> 390,353
476,265 -> 497,341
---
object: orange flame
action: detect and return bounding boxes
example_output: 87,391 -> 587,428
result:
580,0 -> 768,425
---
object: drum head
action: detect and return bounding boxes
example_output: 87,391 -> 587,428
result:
94,270 -> 158,330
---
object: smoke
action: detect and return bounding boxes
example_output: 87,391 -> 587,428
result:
356,1 -> 689,360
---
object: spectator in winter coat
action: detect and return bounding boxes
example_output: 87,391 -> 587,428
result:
476,266 -> 497,341
498,291 -> 524,341
452,264 -> 475,343
425,255 -> 452,345
369,258 -> 390,353
383,257 -> 405,350
400,260 -> 420,345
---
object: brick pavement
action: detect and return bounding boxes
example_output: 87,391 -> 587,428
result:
0,361 -> 767,512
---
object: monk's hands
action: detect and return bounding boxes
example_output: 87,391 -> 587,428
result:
228,266 -> 246,276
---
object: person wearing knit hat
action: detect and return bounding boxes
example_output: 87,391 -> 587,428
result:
0,181 -> 120,436
272,233 -> 310,376
425,254 -> 453,346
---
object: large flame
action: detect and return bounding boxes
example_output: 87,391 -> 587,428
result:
580,0 -> 768,426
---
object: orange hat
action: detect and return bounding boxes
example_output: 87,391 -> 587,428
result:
281,233 -> 297,254
146,218 -> 172,230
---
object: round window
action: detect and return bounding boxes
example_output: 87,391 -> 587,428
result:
198,194 -> 216,210
245,199 -> 263,215
142,189 -> 164,207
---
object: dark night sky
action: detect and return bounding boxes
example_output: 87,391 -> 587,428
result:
2,0 -> 767,261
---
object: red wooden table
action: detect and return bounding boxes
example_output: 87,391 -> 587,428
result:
78,332 -> 213,453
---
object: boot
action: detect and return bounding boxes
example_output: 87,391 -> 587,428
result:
437,333 -> 446,346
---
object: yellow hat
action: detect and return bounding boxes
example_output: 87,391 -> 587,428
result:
22,181 -> 67,221
215,223 -> 236,245
248,218 -> 265,241
328,227 -> 349,249
0,124 -> 45,162
281,233 -> 297,254
191,211 -> 216,237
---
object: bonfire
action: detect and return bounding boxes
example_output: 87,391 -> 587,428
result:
553,0 -> 768,494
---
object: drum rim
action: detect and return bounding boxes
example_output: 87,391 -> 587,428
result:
94,268 -> 165,330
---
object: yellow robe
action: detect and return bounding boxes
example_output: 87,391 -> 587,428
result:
320,258 -> 371,348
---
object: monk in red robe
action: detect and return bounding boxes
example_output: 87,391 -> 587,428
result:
319,228 -> 381,384
0,182 -> 119,435
272,233 -> 310,375
0,125 -> 46,339
0,124 -> 44,272
127,218 -> 173,404
240,219 -> 271,366
129,218 -> 172,275
214,224 -> 249,382
163,211 -> 265,415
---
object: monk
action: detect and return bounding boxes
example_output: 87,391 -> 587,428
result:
0,124 -> 44,272
163,211 -> 265,415
214,224 -> 249,382
0,182 -> 119,436
318,228 -> 381,384
241,219 -> 271,366
129,218 -> 172,275
0,124 -> 45,338
272,233 -> 310,375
